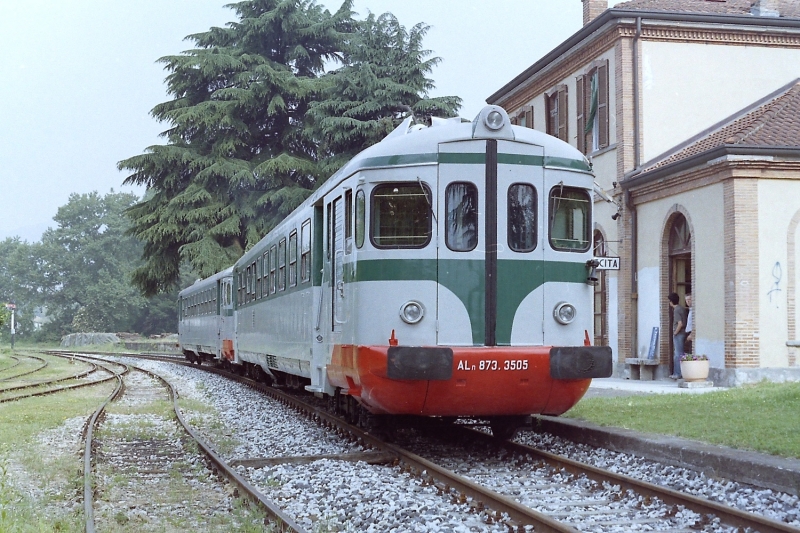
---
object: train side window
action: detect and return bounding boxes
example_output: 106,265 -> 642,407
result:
355,190 -> 365,249
445,182 -> 478,252
256,257 -> 262,300
301,219 -> 311,283
262,256 -> 268,298
278,238 -> 287,291
270,245 -> 277,294
371,183 -> 432,248
508,183 -> 537,252
549,186 -> 591,252
245,266 -> 252,303
251,262 -> 256,301
345,189 -> 353,237
289,231 -> 298,287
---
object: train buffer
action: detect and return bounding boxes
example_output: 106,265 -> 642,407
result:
624,358 -> 660,380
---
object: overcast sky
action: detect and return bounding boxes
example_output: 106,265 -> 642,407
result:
0,0 -> 590,242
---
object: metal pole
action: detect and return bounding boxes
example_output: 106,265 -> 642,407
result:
10,308 -> 15,349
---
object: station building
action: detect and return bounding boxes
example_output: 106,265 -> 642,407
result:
487,0 -> 800,385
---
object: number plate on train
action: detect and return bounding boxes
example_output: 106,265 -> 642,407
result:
457,360 -> 529,371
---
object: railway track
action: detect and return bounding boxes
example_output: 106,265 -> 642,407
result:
73,351 -> 800,532
0,353 -> 48,382
52,351 -> 307,533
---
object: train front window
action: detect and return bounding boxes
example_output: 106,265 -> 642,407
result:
371,183 -> 432,248
508,183 -> 537,252
549,186 -> 590,252
445,182 -> 478,252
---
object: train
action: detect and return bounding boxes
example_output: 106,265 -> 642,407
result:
178,105 -> 612,438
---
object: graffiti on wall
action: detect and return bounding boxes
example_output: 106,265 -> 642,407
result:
768,261 -> 782,308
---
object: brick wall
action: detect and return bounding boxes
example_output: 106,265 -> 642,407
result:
724,178 -> 760,367
583,0 -> 607,26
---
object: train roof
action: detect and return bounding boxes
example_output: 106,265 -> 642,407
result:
178,266 -> 233,298
308,105 -> 591,206
234,106 -> 593,269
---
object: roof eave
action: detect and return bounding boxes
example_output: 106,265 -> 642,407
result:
487,9 -> 800,106
621,145 -> 800,189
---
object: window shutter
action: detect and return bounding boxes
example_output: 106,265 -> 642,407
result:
557,86 -> 568,142
546,93 -> 557,136
576,75 -> 585,154
598,60 -> 609,149
525,105 -> 534,129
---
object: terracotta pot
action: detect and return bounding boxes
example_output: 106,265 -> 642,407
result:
680,359 -> 709,382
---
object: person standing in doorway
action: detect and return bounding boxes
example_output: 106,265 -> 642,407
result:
668,292 -> 687,379
685,292 -> 693,354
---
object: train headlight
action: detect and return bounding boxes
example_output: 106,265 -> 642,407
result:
485,110 -> 505,130
400,301 -> 424,324
553,302 -> 576,325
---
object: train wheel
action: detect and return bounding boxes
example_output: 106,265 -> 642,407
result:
489,416 -> 526,441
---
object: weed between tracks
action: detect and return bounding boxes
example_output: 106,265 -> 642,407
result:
565,380 -> 800,458
0,384 -> 115,532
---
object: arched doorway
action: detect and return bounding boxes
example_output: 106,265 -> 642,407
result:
668,214 -> 692,372
593,230 -> 608,347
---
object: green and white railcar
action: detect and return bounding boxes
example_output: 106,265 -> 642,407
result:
227,106 -> 611,434
178,267 -> 235,363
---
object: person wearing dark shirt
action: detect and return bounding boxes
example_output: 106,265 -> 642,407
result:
668,292 -> 687,379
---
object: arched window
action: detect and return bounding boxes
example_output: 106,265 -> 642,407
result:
669,214 -> 692,300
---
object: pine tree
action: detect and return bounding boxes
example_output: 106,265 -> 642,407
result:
120,1 -> 461,296
307,12 -> 462,175
120,0 -> 354,295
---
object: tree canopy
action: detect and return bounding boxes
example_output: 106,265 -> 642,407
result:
120,0 -> 461,296
0,192 -> 181,341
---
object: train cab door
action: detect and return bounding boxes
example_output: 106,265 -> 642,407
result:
326,193 -> 347,333
437,139 -> 545,347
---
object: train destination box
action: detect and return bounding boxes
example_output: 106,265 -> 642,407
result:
595,257 -> 620,270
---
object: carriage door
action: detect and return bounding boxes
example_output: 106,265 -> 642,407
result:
437,140 -> 544,347
329,195 -> 346,331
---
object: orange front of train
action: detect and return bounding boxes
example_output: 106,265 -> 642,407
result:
328,342 -> 612,417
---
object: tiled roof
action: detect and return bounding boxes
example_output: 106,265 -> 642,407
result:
611,0 -> 800,18
641,81 -> 800,172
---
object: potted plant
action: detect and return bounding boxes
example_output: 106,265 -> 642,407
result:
680,353 -> 709,382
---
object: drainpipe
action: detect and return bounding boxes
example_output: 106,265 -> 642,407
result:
628,17 -> 642,358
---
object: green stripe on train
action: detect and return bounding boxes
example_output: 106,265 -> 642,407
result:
352,258 -> 587,345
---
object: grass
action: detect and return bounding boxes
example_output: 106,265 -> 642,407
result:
0,383 -> 116,533
565,380 -> 800,458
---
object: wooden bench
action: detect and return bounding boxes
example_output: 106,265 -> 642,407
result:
625,358 -> 660,380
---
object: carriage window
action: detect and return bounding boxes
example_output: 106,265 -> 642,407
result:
301,219 -> 311,283
289,231 -> 298,287
445,182 -> 478,252
345,190 -> 353,240
261,252 -> 269,297
371,183 -> 432,248
256,257 -> 262,300
549,186 -> 590,251
270,245 -> 277,294
355,190 -> 365,249
278,238 -> 287,291
508,184 -> 537,252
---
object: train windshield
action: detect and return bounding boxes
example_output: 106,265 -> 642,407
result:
445,182 -> 478,252
371,183 -> 432,248
508,183 -> 537,252
549,186 -> 591,251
